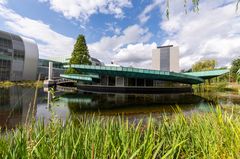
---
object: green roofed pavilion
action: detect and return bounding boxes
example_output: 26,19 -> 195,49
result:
63,65 -> 205,84
60,65 -> 230,94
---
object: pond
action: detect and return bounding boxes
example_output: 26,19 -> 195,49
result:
0,86 -> 240,129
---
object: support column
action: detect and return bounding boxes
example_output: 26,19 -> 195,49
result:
48,62 -> 53,80
107,76 -> 109,86
44,61 -> 55,87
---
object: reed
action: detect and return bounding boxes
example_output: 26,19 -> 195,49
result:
0,107 -> 240,159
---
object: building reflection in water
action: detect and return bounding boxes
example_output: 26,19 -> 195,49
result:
61,92 -> 214,116
0,87 -> 36,129
0,86 -> 216,129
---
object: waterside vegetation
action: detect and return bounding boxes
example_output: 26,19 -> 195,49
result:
193,82 -> 240,93
0,107 -> 240,158
0,81 -> 43,88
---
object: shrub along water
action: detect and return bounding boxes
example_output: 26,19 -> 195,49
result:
0,107 -> 239,158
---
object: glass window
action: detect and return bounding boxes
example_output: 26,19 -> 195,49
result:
0,59 -> 11,81
146,80 -> 153,87
14,50 -> 25,60
0,38 -> 12,49
128,78 -> 136,86
137,79 -> 144,86
108,76 -> 116,86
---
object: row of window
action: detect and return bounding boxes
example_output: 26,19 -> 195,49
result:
100,76 -> 154,87
0,59 -> 11,81
0,48 -> 12,57
38,59 -> 64,68
0,48 -> 25,60
0,38 -> 12,49
14,50 -> 25,60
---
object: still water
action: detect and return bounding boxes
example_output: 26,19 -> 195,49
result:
0,86 -> 240,128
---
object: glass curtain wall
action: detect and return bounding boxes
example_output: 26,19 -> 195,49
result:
0,31 -> 13,81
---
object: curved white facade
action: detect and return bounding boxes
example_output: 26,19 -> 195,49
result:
0,30 -> 39,81
22,37 -> 39,80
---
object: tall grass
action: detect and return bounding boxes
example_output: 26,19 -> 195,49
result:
0,107 -> 240,158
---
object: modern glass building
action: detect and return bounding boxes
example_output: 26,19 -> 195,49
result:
0,30 -> 39,81
38,59 -> 66,80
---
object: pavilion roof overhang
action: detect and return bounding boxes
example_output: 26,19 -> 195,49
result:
64,65 -> 205,84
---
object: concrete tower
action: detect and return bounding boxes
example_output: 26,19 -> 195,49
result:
152,45 -> 180,72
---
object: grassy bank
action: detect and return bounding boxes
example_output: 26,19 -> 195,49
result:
0,107 -> 239,158
0,81 -> 43,88
193,82 -> 240,92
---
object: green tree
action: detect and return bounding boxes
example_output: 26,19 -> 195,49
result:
230,58 -> 240,82
65,35 -> 91,74
237,70 -> 240,83
192,59 -> 216,72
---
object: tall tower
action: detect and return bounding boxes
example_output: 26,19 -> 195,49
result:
152,45 -> 180,72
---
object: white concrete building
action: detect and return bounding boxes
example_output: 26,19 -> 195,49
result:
152,45 -> 180,72
0,30 -> 39,81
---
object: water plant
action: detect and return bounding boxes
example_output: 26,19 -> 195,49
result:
0,107 -> 239,159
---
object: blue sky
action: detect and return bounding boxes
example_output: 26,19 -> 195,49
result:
0,0 -> 239,69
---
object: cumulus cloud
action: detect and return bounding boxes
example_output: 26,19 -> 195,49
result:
105,22 -> 121,35
160,0 -> 240,69
0,3 -> 75,61
88,24 -> 152,64
39,0 -> 132,21
0,2 -> 153,66
138,0 -> 163,24
0,0 -> 7,4
114,43 -> 157,68
138,0 -> 240,69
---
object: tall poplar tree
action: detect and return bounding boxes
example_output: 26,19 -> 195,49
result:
70,35 -> 91,65
65,35 -> 91,74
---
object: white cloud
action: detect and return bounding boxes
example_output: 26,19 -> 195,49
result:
113,43 -> 157,68
88,24 -> 152,64
159,0 -> 240,69
105,22 -> 121,35
138,0 -> 163,24
39,0 -> 132,21
0,3 -> 75,61
0,2 -> 153,66
0,0 -> 7,4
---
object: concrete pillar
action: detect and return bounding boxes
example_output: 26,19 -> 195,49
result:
107,76 -> 109,86
48,62 -> 53,80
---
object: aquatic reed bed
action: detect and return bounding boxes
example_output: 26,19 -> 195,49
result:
0,107 -> 240,159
